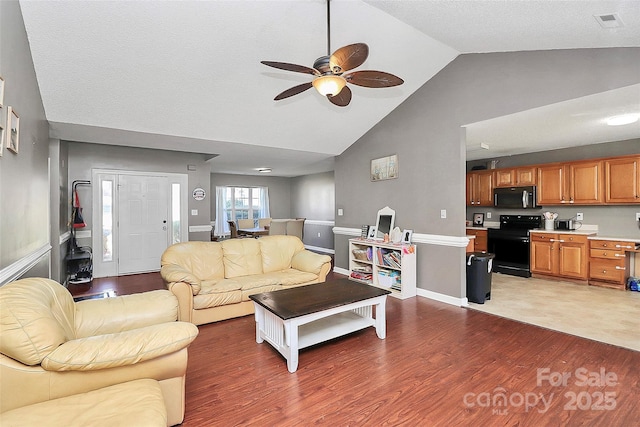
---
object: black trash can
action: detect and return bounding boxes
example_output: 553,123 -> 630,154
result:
466,252 -> 494,304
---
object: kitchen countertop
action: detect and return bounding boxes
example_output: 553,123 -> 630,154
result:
530,228 -> 597,236
588,235 -> 640,244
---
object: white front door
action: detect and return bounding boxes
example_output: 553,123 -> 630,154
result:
92,170 -> 188,278
117,174 -> 169,274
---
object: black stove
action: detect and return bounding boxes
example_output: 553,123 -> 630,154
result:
487,215 -> 542,277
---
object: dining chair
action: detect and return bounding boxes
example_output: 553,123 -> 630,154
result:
268,220 -> 287,236
238,219 -> 255,229
227,220 -> 239,238
258,217 -> 272,228
286,219 -> 304,240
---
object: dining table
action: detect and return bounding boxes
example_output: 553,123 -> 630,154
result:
238,227 -> 269,237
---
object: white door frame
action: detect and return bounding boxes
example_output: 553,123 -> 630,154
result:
91,169 -> 188,278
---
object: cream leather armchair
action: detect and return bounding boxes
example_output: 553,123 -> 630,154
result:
0,278 -> 199,426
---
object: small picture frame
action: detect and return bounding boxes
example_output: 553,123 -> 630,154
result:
0,76 -> 4,107
6,106 -> 19,154
0,123 -> 4,157
473,213 -> 484,227
366,225 -> 377,239
401,229 -> 413,244
360,225 -> 369,239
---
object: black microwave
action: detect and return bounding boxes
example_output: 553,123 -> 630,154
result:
493,186 -> 537,209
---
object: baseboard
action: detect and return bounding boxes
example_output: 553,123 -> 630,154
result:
417,288 -> 468,307
333,266 -> 350,276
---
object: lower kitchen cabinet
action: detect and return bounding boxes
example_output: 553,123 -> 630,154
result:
588,240 -> 631,290
530,233 -> 588,281
466,228 -> 487,252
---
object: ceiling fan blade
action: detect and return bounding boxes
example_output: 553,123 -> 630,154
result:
274,82 -> 313,101
327,86 -> 352,107
261,61 -> 320,76
344,70 -> 404,88
329,43 -> 369,74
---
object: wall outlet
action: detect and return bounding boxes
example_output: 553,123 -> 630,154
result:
576,213 -> 583,221
337,208 -> 344,216
191,209 -> 198,216
440,209 -> 447,219
317,232 -> 321,237
486,212 -> 492,219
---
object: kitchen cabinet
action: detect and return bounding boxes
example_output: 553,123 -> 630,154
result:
466,228 -> 488,252
537,160 -> 603,205
466,171 -> 493,206
493,166 -> 537,187
530,232 -> 588,280
605,156 -> 640,203
589,239 -> 632,290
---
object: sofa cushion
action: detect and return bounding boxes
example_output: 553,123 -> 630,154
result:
0,278 -> 76,366
0,379 -> 167,427
222,239 -> 263,278
161,241 -> 225,282
258,235 -> 304,273
193,290 -> 242,309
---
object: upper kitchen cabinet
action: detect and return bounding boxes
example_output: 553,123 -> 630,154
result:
494,166 -> 537,187
537,160 -> 603,205
467,170 -> 493,206
605,156 -> 640,203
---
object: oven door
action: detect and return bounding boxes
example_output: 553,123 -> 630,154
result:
487,230 -> 531,277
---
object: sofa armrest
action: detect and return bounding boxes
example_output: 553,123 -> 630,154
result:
291,250 -> 332,275
166,281 -> 194,323
74,290 -> 178,338
160,264 -> 201,295
41,322 -> 198,371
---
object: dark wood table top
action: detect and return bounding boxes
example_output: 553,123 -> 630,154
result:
249,278 -> 390,320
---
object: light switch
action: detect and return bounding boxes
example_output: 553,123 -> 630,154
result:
337,208 -> 344,216
191,209 -> 198,216
440,209 -> 447,219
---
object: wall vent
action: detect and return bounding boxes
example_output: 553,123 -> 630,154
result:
594,13 -> 624,28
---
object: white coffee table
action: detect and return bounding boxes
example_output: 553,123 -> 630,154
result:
249,279 -> 390,373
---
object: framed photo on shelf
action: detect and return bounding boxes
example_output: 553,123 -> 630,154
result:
370,154 -> 398,181
473,213 -> 484,226
401,229 -> 413,244
6,106 -> 19,154
366,225 -> 377,239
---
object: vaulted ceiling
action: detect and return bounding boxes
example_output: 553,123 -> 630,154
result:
19,1 -> 640,176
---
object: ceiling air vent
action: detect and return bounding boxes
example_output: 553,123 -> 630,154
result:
594,13 -> 624,28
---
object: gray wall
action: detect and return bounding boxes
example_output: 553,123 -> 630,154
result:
67,142 -> 212,244
466,139 -> 640,237
0,1 -> 51,282
334,48 -> 640,299
291,171 -> 335,250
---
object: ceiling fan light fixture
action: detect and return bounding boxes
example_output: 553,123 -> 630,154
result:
312,75 -> 347,97
606,114 -> 639,126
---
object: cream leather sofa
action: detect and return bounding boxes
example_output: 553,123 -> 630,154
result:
161,235 -> 332,325
0,278 -> 199,426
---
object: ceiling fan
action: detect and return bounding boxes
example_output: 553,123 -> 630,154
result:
260,0 -> 404,107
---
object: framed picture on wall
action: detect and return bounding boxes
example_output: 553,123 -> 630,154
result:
370,154 -> 398,181
6,106 -> 19,154
0,123 -> 4,157
0,76 -> 4,107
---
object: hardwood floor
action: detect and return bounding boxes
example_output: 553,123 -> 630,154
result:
71,273 -> 640,425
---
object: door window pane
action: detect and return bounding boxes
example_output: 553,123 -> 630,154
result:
101,180 -> 113,262
171,183 -> 181,244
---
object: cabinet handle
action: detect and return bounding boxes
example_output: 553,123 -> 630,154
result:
615,266 -> 625,270
615,253 -> 625,257
615,244 -> 633,249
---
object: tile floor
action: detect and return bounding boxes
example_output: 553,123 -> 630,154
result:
467,273 -> 640,352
